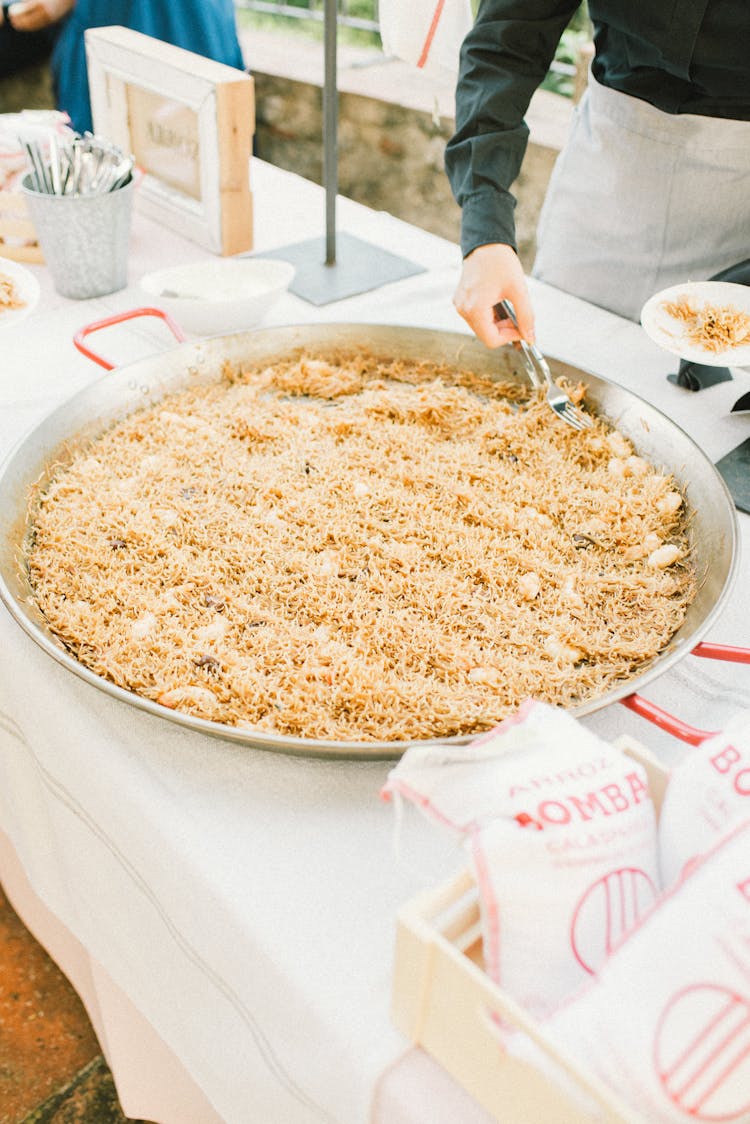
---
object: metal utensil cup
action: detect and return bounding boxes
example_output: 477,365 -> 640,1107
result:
20,172 -> 134,299
0,319 -> 739,758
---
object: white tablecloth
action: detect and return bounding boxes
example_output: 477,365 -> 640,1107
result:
0,159 -> 748,1124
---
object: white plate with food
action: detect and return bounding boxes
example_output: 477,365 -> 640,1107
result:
0,256 -> 41,330
640,281 -> 750,367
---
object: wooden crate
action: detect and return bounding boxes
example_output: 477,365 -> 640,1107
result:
0,191 -> 43,263
391,736 -> 669,1124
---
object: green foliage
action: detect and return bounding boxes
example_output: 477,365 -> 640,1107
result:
542,3 -> 591,98
346,0 -> 378,17
235,4 -> 380,48
568,1 -> 590,33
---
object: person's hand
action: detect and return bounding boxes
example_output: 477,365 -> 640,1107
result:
6,0 -> 74,32
453,243 -> 535,348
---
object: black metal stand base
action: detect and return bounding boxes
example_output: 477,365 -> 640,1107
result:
715,439 -> 750,515
262,232 -> 425,306
667,363 -> 732,391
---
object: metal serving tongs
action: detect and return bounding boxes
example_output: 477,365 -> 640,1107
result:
495,300 -> 593,431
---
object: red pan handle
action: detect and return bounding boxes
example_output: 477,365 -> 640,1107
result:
620,695 -> 714,746
691,641 -> 750,664
73,307 -> 187,371
621,641 -> 750,745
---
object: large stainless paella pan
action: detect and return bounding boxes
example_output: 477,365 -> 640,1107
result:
0,319 -> 739,758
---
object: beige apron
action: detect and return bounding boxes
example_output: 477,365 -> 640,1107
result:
532,73 -> 750,321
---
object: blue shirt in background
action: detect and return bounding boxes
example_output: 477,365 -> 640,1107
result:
51,0 -> 246,133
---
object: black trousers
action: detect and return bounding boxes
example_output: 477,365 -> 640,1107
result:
0,18 -> 58,77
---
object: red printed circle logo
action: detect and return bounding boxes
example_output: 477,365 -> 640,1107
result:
654,984 -> 750,1121
570,867 -> 658,975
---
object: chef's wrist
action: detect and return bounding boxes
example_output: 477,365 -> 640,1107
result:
459,188 -> 518,260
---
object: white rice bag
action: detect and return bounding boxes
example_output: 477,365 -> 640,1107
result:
659,710 -> 750,887
516,820 -> 750,1123
383,700 -> 660,1014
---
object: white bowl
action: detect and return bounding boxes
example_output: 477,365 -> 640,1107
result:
139,257 -> 296,336
0,256 -> 41,330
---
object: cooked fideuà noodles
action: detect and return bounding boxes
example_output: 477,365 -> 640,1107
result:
0,271 -> 25,313
26,350 -> 695,742
662,295 -> 750,352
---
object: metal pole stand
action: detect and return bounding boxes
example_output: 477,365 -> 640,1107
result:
263,0 -> 424,305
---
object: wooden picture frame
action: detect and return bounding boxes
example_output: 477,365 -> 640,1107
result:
85,26 -> 254,256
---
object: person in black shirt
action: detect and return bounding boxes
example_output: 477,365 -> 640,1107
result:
446,1 -> 750,345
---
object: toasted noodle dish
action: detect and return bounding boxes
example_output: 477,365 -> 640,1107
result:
0,270 -> 25,313
26,351 -> 696,742
662,294 -> 750,352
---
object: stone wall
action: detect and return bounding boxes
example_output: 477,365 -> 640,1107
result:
255,73 -> 462,243
253,74 -> 565,270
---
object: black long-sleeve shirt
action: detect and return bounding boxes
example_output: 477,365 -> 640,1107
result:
445,0 -> 750,257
